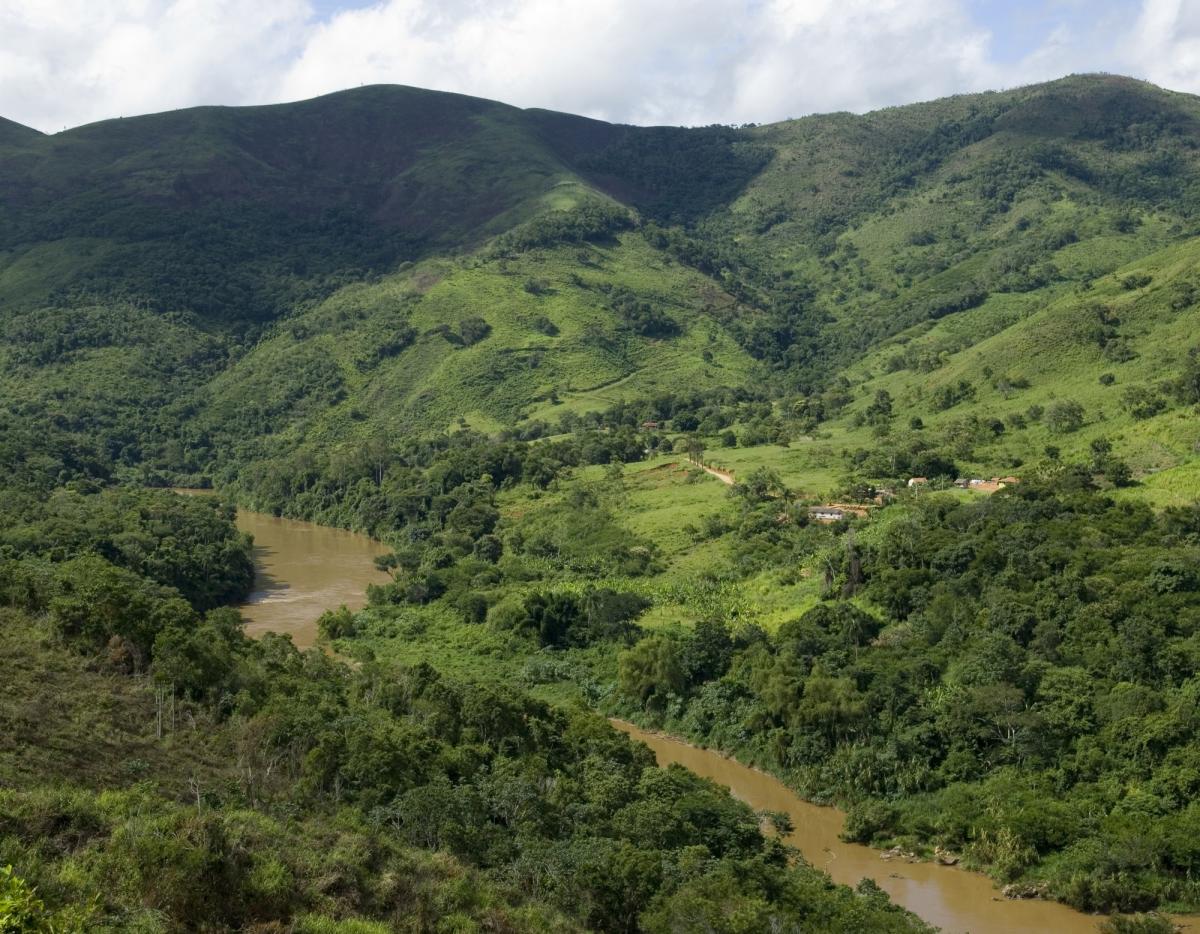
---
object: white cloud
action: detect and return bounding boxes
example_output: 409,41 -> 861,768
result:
276,0 -> 1012,125
278,0 -> 748,125
725,0 -> 999,122
0,0 -> 312,131
0,0 -> 1185,134
1127,0 -> 1200,93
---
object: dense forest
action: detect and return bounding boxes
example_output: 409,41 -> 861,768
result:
615,480 -> 1200,912
0,488 -> 928,932
275,423 -> 1199,922
4,73 -> 1200,932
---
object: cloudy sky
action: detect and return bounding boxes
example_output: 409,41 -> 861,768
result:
2,0 -> 1199,132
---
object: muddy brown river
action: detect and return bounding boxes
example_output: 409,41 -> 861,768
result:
610,722 -> 1148,934
234,509 -> 391,647
200,496 -> 1192,933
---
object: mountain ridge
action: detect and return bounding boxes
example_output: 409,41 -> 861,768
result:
4,72 -> 1200,492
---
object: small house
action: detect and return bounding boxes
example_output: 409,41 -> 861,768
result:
810,506 -> 846,523
907,477 -> 928,488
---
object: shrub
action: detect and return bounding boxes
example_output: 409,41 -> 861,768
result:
1120,273 -> 1153,290
497,200 -> 634,253
841,800 -> 899,844
1121,386 -> 1167,420
531,315 -> 559,336
318,607 -> 358,640
1045,399 -> 1085,433
459,316 -> 491,346
455,592 -> 488,625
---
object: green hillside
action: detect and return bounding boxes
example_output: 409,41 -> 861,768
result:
6,74 -> 1200,492
0,116 -> 40,146
710,76 -> 1200,375
0,86 -> 611,325
0,85 -> 766,328
831,235 -> 1200,496
6,74 -> 1200,931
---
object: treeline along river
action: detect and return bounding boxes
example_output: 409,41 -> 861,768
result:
231,503 -> 1191,934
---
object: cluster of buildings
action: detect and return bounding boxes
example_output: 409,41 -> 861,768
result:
808,504 -> 872,523
954,475 -> 1020,492
907,476 -> 1019,492
807,488 -> 896,524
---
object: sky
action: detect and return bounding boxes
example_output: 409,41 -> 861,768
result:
2,0 -> 1199,133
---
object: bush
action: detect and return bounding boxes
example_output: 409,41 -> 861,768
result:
1121,386 -> 1167,420
472,535 -> 503,563
318,606 -> 357,640
1120,273 -> 1153,290
0,865 -> 54,932
1099,916 -> 1176,934
496,200 -> 634,253
459,316 -> 491,346
841,800 -> 899,843
1045,399 -> 1085,433
499,588 -> 649,648
531,315 -> 559,336
454,591 -> 488,625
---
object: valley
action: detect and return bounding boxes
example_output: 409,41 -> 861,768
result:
204,473 -> 1200,934
220,501 -> 1188,932
3,72 -> 1200,932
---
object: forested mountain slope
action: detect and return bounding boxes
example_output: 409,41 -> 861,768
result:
5,74 -> 1200,494
831,234 -> 1200,500
0,85 -> 609,323
718,75 -> 1200,373
6,74 -> 1200,931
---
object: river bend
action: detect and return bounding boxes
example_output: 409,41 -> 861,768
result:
228,503 -> 1190,933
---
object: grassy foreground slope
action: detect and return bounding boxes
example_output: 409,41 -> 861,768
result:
0,491 -> 931,933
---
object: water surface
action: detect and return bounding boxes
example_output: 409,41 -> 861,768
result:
612,720 -> 1189,934
234,509 -> 391,648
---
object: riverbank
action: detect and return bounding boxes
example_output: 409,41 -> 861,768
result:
612,720 -> 1191,934
212,499 -> 1192,934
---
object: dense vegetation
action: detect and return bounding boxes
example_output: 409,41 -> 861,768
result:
6,73 -> 1200,930
0,486 -> 254,610
614,478 -> 1200,912
280,423 -> 1200,921
0,489 -> 928,932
